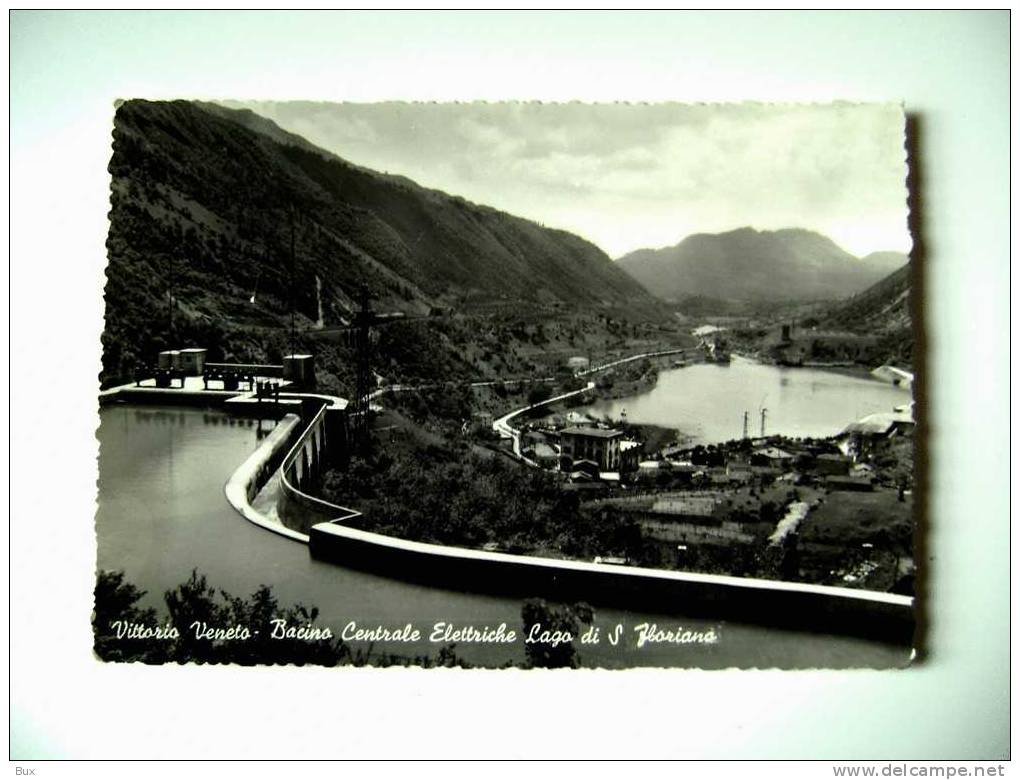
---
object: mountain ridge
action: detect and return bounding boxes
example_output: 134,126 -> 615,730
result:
102,99 -> 663,381
616,227 -> 909,303
804,262 -> 913,365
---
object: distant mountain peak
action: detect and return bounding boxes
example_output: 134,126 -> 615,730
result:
617,227 -> 908,303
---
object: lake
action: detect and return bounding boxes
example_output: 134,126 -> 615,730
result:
94,403 -> 910,668
581,357 -> 913,445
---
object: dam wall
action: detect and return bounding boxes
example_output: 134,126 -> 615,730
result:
277,404 -> 359,535
308,517 -> 914,643
226,384 -> 914,644
223,413 -> 308,542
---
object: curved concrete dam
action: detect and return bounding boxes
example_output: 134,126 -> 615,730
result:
95,404 -> 912,668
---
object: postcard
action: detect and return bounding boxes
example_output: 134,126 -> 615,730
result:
94,100 -> 917,669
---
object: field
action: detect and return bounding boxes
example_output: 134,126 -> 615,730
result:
796,489 -> 915,591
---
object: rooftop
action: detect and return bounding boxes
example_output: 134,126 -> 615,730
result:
754,446 -> 794,459
842,410 -> 914,436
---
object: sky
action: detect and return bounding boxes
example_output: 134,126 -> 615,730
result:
233,100 -> 911,259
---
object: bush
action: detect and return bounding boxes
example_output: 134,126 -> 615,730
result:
520,599 -> 593,669
526,384 -> 553,406
317,434 -> 644,562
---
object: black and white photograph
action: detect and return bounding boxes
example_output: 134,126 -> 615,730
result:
10,9 -> 1009,763
95,99 -> 918,669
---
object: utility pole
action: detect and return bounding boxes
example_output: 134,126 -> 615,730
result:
743,410 -> 749,440
760,407 -> 768,438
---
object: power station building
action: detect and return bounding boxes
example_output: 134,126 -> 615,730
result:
559,426 -> 625,472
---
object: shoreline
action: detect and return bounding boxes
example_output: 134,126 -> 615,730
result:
547,353 -> 912,448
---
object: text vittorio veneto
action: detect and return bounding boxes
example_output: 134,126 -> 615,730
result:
108,619 -> 719,649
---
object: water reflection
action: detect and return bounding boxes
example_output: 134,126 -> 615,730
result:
581,360 -> 912,444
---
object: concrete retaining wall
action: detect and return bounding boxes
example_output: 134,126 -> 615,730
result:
309,522 -> 914,643
223,413 -> 308,542
276,404 -> 359,534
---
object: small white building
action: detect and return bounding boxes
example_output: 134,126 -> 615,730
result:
566,356 -> 590,371
177,347 -> 207,376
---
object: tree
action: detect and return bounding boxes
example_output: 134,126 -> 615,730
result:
93,570 -> 165,663
527,384 -> 552,406
520,599 -> 594,669
94,569 -> 352,666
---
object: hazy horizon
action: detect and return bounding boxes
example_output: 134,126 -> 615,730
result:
227,100 -> 912,259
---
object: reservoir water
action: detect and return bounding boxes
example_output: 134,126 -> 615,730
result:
582,357 -> 912,445
95,403 -> 910,668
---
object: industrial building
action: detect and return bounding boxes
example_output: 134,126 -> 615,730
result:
559,426 -> 625,472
